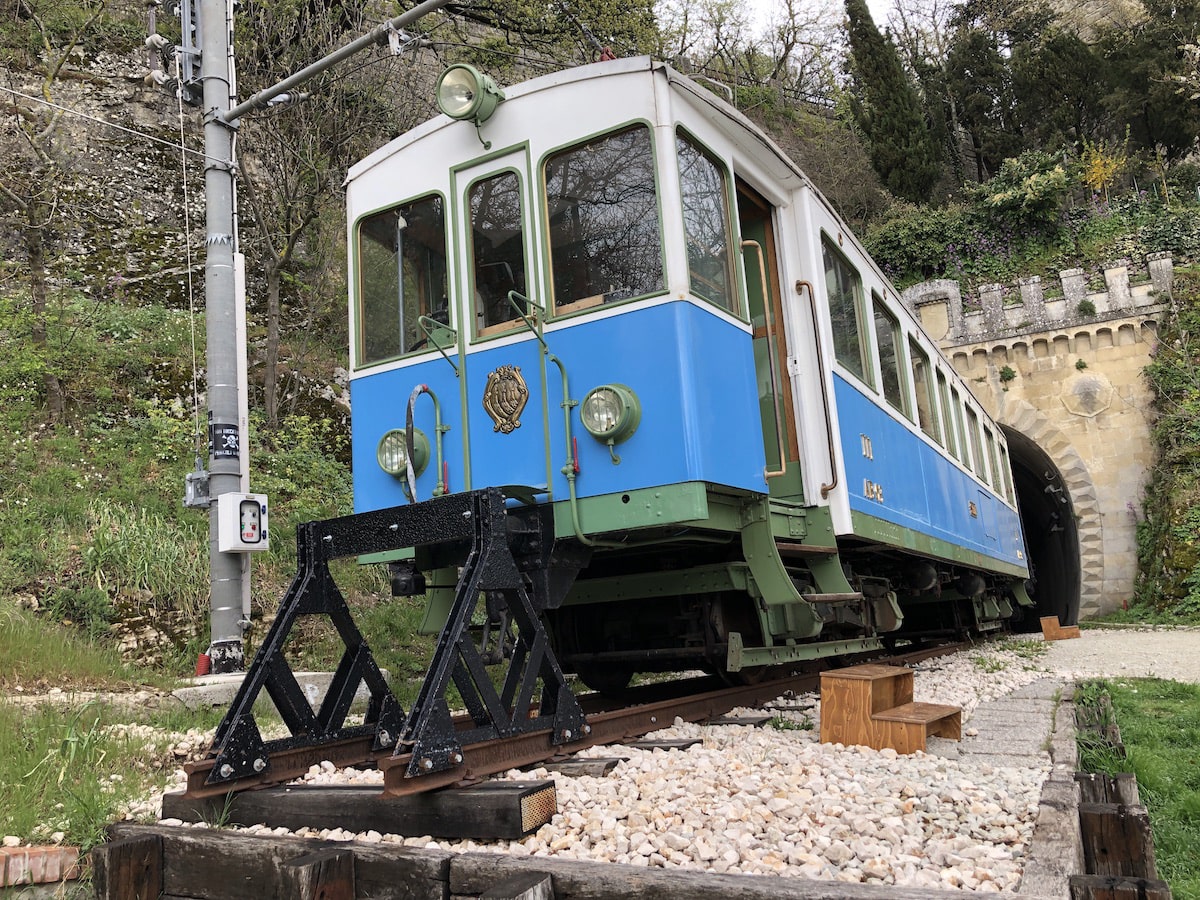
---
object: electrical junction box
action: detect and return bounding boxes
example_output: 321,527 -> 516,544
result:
217,493 -> 270,553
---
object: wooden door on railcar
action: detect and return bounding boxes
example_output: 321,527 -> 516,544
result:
737,180 -> 804,500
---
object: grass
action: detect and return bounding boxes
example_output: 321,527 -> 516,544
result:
1077,679 -> 1200,900
1088,601 -> 1200,628
0,601 -> 171,693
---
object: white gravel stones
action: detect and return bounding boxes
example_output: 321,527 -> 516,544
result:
139,641 -> 1061,891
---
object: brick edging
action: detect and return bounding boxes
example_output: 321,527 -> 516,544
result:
0,846 -> 82,887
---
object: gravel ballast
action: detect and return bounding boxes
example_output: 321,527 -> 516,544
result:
113,628 -> 1200,891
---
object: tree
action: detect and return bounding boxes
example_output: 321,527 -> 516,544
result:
843,0 -> 942,201
0,0 -> 107,422
232,0 -> 431,427
1098,0 -> 1200,165
437,0 -> 659,74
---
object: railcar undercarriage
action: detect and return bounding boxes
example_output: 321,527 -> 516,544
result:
197,486 -> 1027,794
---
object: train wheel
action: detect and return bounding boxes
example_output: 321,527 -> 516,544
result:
575,665 -> 633,695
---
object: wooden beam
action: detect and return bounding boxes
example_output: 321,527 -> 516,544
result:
1069,874 -> 1172,900
1079,803 -> 1158,879
108,823 -> 450,900
1076,773 -> 1141,805
481,872 -> 555,900
279,848 -> 354,900
162,781 -> 556,841
91,833 -> 163,900
541,757 -> 625,777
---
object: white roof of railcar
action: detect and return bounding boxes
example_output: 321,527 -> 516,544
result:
345,56 -> 818,200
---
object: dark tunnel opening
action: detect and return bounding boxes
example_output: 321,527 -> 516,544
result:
1002,426 -> 1081,628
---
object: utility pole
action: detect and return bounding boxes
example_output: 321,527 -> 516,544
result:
189,0 -> 452,674
199,0 -> 244,674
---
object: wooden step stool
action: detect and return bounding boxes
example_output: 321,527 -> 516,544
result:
1040,616 -> 1081,641
819,663 -> 961,754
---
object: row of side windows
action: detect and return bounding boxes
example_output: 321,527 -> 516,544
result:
356,125 -> 737,367
821,234 -> 1015,504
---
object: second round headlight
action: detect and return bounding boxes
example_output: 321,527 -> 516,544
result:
377,428 -> 430,477
580,384 -> 640,444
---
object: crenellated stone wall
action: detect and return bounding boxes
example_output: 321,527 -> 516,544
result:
900,255 -> 1173,619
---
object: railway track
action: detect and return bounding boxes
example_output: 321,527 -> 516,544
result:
182,640 -> 970,801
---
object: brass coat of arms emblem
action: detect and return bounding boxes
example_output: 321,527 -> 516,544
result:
483,365 -> 529,433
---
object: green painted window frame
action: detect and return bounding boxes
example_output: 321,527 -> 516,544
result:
542,124 -> 666,316
822,236 -> 872,385
998,443 -> 1016,504
984,426 -> 1002,492
872,294 -> 909,418
966,406 -> 986,481
908,337 -> 940,444
353,192 -> 449,369
951,386 -> 970,469
676,128 -> 738,315
466,167 -> 530,339
936,369 -> 958,459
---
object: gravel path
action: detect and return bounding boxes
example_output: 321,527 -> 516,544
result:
127,627 -> 1200,891
1041,625 -> 1200,683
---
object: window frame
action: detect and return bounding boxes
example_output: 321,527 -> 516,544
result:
353,191 -> 450,370
540,123 -> 668,318
465,166 -> 531,340
675,126 -> 741,317
907,337 -> 941,445
871,294 -> 910,419
822,234 -> 873,386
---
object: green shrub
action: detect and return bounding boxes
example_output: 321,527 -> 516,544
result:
968,150 -> 1072,234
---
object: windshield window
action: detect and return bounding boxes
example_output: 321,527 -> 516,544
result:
544,126 -> 663,313
469,170 -> 528,334
677,131 -> 735,312
356,195 -> 448,365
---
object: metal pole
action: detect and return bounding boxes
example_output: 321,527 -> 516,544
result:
198,0 -> 452,673
221,0 -> 451,124
200,0 -> 245,673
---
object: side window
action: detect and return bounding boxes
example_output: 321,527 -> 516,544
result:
545,126 -> 664,314
967,407 -> 986,481
936,370 -> 958,459
469,171 -> 528,335
872,296 -> 908,417
998,444 -> 1016,503
984,426 -> 1002,491
951,387 -> 970,467
676,131 -> 735,312
908,338 -> 940,444
823,238 -> 870,383
357,195 -> 448,365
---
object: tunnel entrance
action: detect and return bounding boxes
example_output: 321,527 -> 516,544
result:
1002,426 -> 1081,627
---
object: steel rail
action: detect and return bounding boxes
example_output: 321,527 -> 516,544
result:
183,640 -> 974,800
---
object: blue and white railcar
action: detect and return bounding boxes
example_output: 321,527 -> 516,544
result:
344,57 -> 1030,686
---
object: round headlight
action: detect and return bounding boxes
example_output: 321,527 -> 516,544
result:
377,428 -> 430,477
436,64 -> 504,123
580,384 -> 640,444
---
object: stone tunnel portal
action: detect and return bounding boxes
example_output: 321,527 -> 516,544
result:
1003,426 -> 1081,628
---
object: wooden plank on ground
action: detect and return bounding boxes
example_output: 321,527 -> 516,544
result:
707,714 -> 772,727
1076,773 -> 1141,805
107,822 -> 451,900
1078,803 -> 1157,879
162,780 -> 556,840
541,757 -> 625,777
448,851 -> 1026,900
480,872 -> 556,900
278,848 -> 355,900
625,738 -> 700,752
1069,874 -> 1172,900
91,833 -> 163,900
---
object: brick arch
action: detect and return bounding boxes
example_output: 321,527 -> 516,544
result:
995,399 -> 1104,620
